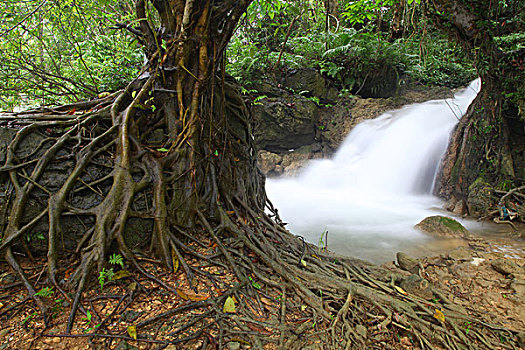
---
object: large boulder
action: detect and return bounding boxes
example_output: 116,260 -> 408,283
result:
467,177 -> 497,217
252,95 -> 318,152
415,215 -> 469,238
278,68 -> 339,103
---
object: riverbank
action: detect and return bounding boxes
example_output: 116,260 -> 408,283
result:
385,221 -> 525,334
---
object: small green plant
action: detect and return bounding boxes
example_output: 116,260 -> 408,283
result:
253,95 -> 268,106
98,268 -> 115,291
318,229 -> 328,251
22,311 -> 38,326
248,276 -> 261,289
109,253 -> 124,268
98,254 -> 124,291
35,287 -> 54,298
81,310 -> 101,333
24,232 -> 46,243
464,321 -> 472,335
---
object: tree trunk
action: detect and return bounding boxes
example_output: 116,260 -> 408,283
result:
427,0 -> 525,217
389,0 -> 406,40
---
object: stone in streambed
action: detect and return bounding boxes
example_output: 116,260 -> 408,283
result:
448,246 -> 472,261
511,280 -> 525,296
491,258 -> 523,276
415,215 -> 469,238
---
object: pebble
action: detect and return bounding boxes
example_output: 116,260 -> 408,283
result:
227,342 -> 240,350
396,252 -> 419,274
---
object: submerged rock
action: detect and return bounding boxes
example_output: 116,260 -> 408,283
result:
415,215 -> 469,238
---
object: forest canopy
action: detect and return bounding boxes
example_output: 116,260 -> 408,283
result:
0,0 -> 482,112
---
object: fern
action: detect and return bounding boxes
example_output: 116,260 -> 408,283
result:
322,43 -> 356,59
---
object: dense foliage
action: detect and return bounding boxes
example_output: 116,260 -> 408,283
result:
0,0 -> 479,111
0,0 -> 142,111
227,0 -> 476,94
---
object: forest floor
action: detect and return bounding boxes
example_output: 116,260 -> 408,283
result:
1,222 -> 524,349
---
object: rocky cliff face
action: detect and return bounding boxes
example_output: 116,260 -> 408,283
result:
251,69 -> 454,177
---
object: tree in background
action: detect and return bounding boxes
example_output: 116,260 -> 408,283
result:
0,0 -> 143,110
428,0 -> 525,217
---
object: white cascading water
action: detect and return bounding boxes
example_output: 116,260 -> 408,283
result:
266,79 -> 481,263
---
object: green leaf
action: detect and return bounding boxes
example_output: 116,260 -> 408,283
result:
109,253 -> 124,267
157,148 -> 169,152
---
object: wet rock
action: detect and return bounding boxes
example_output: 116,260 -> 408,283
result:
448,247 -> 472,261
415,215 -> 469,238
453,200 -> 467,216
396,252 -> 420,274
253,95 -> 318,153
257,151 -> 282,176
279,68 -> 339,103
227,342 -> 240,350
399,274 -> 433,300
491,258 -> 522,276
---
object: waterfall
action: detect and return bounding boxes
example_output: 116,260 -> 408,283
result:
266,79 -> 481,263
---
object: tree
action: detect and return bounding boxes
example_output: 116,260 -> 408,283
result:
428,0 -> 525,217
0,0 -> 142,110
0,0 -> 523,348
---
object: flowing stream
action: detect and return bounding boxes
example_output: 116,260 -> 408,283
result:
266,79 -> 482,264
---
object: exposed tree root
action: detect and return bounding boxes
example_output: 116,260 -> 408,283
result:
1,90 -> 522,349
0,19 -> 522,350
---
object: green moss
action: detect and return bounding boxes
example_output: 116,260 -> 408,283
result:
496,179 -> 515,192
439,216 -> 466,232
469,177 -> 490,192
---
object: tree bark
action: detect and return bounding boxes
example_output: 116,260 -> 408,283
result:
427,0 -> 525,215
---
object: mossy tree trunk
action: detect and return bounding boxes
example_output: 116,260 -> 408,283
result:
428,0 -> 525,215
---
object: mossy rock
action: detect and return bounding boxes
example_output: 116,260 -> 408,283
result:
467,177 -> 497,217
415,215 -> 469,238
